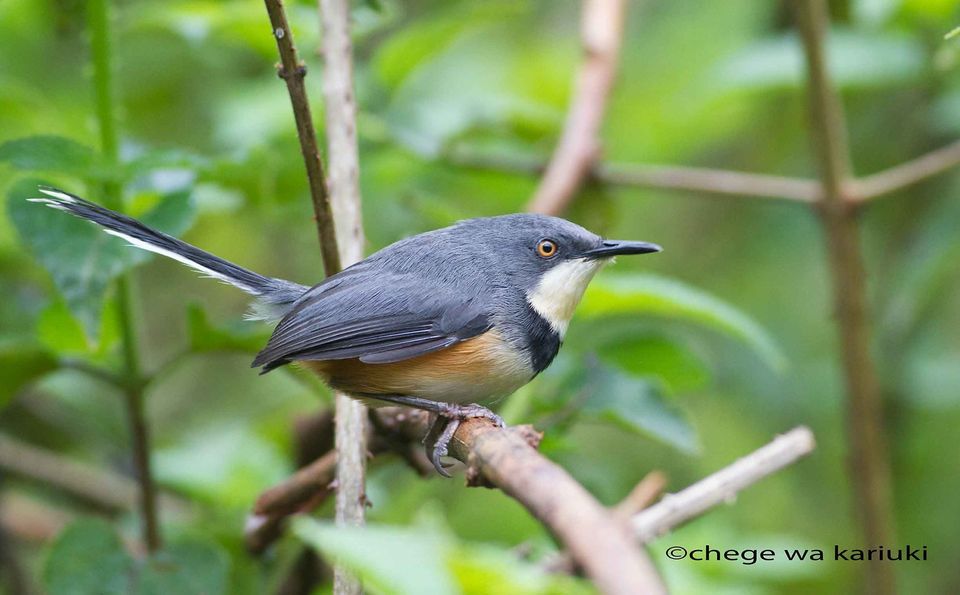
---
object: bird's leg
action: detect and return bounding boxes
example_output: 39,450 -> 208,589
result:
364,394 -> 504,475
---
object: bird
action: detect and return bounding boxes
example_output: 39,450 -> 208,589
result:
30,187 -> 661,475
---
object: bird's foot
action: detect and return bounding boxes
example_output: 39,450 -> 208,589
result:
363,394 -> 504,477
423,403 -> 504,477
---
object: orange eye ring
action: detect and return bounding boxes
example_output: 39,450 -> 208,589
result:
536,239 -> 558,258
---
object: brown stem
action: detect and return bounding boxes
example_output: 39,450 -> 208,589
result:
450,149 -> 821,202
527,0 -> 627,215
123,387 -> 161,552
263,0 -> 342,275
792,3 -> 896,594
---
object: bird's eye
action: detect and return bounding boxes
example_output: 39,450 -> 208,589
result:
536,239 -> 558,258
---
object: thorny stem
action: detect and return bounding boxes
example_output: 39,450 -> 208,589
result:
88,0 -> 161,552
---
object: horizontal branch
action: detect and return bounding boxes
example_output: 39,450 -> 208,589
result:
450,140 -> 960,205
448,149 -> 820,203
633,426 -> 816,543
0,433 -> 186,514
595,162 -> 820,202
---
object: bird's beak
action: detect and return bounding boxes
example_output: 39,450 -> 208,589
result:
584,240 -> 662,259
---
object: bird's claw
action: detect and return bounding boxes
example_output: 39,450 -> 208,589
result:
424,403 -> 503,476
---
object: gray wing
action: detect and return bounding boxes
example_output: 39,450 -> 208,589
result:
251,271 -> 492,373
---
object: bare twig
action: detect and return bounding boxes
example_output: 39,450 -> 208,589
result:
613,470 -> 667,522
450,149 -> 821,202
263,0 -> 342,275
792,3 -> 895,594
595,162 -> 820,202
633,427 -> 816,542
851,138 -> 960,201
245,450 -> 337,554
0,434 -> 186,514
317,1 -> 369,593
527,0 -> 627,215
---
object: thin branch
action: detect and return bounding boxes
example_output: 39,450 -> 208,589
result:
449,149 -> 820,203
245,451 -> 337,554
851,138 -> 960,201
264,0 -> 342,275
595,162 -> 820,202
317,1 -> 369,593
633,427 -> 816,542
613,470 -> 667,522
88,0 -> 160,552
792,3 -> 896,594
527,0 -> 628,215
0,434 -> 185,513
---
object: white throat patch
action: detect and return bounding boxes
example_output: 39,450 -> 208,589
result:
526,258 -> 610,337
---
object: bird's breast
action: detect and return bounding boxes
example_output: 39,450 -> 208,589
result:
300,329 -> 535,404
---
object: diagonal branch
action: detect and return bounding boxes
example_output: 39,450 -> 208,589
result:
633,426 -> 815,542
263,0 -> 342,275
527,0 -> 628,215
851,138 -> 960,202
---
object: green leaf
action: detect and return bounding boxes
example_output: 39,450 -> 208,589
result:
186,303 -> 268,354
715,29 -> 925,91
8,180 -> 196,340
596,334 -> 709,393
449,544 -> 596,595
43,519 -> 229,595
0,135 -> 98,175
580,273 -> 786,371
0,340 -> 58,409
578,362 -> 699,454
136,541 -> 229,595
122,149 -> 209,180
43,518 -> 133,595
292,518 -> 457,595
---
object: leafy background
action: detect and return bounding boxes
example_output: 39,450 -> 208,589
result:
1,0 -> 959,593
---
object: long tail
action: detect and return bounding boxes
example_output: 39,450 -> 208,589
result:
30,187 -> 308,320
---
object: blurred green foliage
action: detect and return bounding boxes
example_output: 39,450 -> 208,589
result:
1,0 -> 959,594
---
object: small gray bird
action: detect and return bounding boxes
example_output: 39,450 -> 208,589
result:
31,187 -> 661,474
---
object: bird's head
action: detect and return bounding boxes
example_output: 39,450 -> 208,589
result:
454,214 -> 661,336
